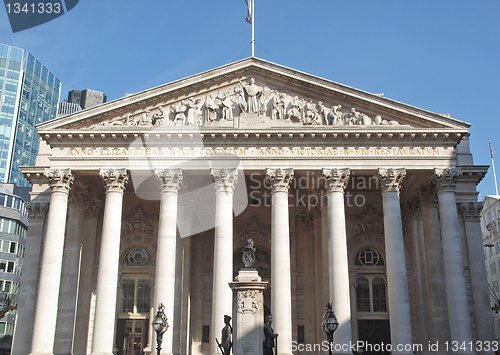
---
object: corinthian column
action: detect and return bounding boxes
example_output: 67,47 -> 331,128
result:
322,168 -> 351,354
30,169 -> 74,355
210,168 -> 238,355
266,168 -> 294,355
12,202 -> 49,355
153,169 -> 183,355
377,168 -> 413,354
419,184 -> 450,350
434,168 -> 473,353
91,169 -> 129,355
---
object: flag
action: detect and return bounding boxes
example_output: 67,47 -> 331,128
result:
245,0 -> 252,24
490,139 -> 495,160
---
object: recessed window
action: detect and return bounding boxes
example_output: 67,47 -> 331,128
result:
120,276 -> 151,314
122,248 -> 152,266
202,325 -> 210,343
356,276 -> 387,313
355,248 -> 385,266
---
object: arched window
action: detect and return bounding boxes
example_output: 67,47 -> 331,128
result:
354,248 -> 385,266
122,248 -> 153,266
356,276 -> 387,313
120,276 -> 151,314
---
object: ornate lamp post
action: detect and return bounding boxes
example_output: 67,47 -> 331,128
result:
151,303 -> 169,355
322,302 -> 339,355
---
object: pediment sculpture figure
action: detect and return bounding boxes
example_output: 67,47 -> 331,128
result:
171,103 -> 187,125
303,99 -> 322,125
287,96 -> 303,122
272,93 -> 285,120
186,98 -> 202,125
205,95 -> 220,122
151,106 -> 166,126
329,104 -> 343,125
219,93 -> 234,120
239,77 -> 262,113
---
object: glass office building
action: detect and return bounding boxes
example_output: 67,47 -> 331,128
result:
0,43 -> 61,187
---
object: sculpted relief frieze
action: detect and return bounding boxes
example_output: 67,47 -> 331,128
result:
90,77 -> 410,129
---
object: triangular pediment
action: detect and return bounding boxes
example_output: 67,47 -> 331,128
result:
39,57 -> 470,133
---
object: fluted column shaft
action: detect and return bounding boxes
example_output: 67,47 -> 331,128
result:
434,168 -> 473,354
30,169 -> 74,355
420,185 -> 450,350
153,169 -> 183,355
12,202 -> 49,355
91,169 -> 129,355
267,168 -> 293,355
322,168 -> 352,354
377,168 -> 412,354
210,169 -> 238,355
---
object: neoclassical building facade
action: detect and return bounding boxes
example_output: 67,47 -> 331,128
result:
12,58 -> 493,355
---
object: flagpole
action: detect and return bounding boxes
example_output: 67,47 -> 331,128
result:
251,0 -> 255,57
490,139 -> 499,195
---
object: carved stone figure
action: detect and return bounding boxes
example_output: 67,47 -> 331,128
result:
236,90 -> 247,113
272,93 -> 285,120
329,104 -> 343,125
348,108 -> 362,125
263,314 -> 278,355
242,238 -> 256,268
287,96 -> 302,122
171,103 -> 187,125
186,98 -> 201,125
317,101 -> 328,125
205,95 -> 219,122
303,100 -> 322,125
151,106 -> 166,126
220,93 -> 234,120
139,110 -> 150,125
239,77 -> 262,113
220,315 -> 232,355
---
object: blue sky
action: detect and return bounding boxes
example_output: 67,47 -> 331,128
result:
1,0 -> 499,198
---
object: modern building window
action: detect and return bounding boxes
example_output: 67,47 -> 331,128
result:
492,263 -> 497,276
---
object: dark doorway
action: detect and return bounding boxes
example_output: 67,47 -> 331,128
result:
357,320 -> 391,354
116,319 -> 149,355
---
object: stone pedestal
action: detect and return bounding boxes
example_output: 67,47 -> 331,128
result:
229,269 -> 268,355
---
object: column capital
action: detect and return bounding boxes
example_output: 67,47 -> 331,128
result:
322,168 -> 350,193
376,168 -> 406,193
417,183 -> 438,207
459,201 -> 483,221
155,168 -> 183,193
99,169 -> 129,194
44,168 -> 74,194
434,168 -> 462,193
266,168 -> 294,193
27,202 -> 50,221
211,168 -> 238,193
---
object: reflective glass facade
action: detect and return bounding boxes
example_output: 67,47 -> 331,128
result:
0,43 -> 61,187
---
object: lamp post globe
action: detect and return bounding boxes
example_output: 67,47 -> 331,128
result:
152,303 -> 169,355
322,302 -> 339,355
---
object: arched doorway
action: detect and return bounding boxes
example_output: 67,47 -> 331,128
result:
116,247 -> 155,355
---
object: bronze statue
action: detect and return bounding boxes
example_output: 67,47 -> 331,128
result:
263,314 -> 278,355
217,315 -> 232,355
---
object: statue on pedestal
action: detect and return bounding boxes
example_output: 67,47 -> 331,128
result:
263,314 -> 278,355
